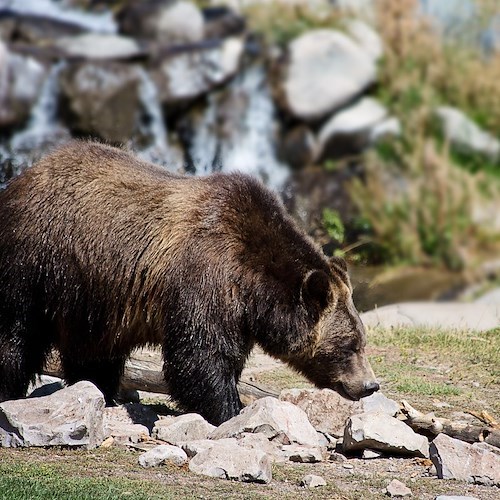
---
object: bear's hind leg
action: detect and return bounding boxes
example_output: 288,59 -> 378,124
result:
61,355 -> 127,405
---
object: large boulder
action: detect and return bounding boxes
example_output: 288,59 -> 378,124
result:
152,36 -> 243,105
210,397 -> 320,447
435,106 -> 500,163
117,0 -> 205,44
343,412 -> 429,458
430,433 -> 500,486
58,61 -> 141,143
280,388 -> 399,437
189,439 -> 272,483
0,381 -> 105,449
279,29 -> 376,121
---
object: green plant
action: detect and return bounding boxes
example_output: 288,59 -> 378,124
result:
322,208 -> 345,244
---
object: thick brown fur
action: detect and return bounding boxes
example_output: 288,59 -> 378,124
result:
0,141 -> 378,425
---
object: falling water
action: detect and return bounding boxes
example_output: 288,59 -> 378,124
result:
9,61 -> 71,170
189,65 -> 290,191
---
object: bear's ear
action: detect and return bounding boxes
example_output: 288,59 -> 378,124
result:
301,270 -> 331,309
329,255 -> 347,272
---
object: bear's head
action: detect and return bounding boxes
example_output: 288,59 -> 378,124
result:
282,256 -> 380,401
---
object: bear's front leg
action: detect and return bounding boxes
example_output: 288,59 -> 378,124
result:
163,354 -> 243,426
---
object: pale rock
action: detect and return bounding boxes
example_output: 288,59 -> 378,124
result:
138,444 -> 188,467
281,444 -> 323,463
301,474 -> 327,488
152,413 -> 215,445
55,34 -> 143,60
104,422 -> 149,446
189,439 -> 272,483
0,381 -> 105,449
345,19 -> 383,62
280,388 -> 399,437
385,478 -> 412,497
434,496 -> 479,500
317,97 -> 388,160
282,29 -> 376,121
430,433 -> 500,486
27,375 -> 64,398
435,106 -> 500,162
343,412 -> 429,458
474,287 -> 500,305
363,448 -> 384,459
210,397 -> 319,447
370,117 -> 402,143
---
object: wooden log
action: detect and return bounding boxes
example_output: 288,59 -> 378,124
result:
401,400 -> 500,449
42,348 -> 278,403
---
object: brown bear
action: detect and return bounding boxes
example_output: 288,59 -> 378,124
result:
0,141 -> 379,425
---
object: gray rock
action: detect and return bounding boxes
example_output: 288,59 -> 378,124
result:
55,33 -> 143,60
430,433 -> 500,486
301,474 -> 327,488
59,61 -> 141,143
104,422 -> 149,446
344,412 -> 429,458
281,29 -> 376,121
317,97 -> 388,160
363,448 -> 384,459
0,381 -> 105,449
280,388 -> 399,437
435,106 -> 500,163
361,302 -> 500,332
345,19 -> 383,62
281,444 -> 323,463
138,444 -> 188,467
385,478 -> 412,497
280,125 -> 318,169
152,413 -> 215,445
153,37 -> 243,104
210,397 -> 319,447
474,287 -> 500,305
370,117 -> 402,143
27,376 -> 64,398
189,439 -> 272,483
434,496 -> 479,500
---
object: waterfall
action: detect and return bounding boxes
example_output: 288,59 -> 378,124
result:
9,60 -> 71,170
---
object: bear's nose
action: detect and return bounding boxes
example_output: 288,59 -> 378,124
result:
363,381 -> 380,395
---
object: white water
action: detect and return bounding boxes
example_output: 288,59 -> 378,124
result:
9,61 -> 70,167
189,65 -> 290,191
0,0 -> 117,33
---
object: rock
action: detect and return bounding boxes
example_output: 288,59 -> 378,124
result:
105,422 -> 149,446
210,397 -> 320,447
152,413 -> 215,445
344,19 -> 383,62
138,444 -> 188,467
189,439 -> 272,483
385,479 -> 412,497
281,444 -> 323,463
117,0 -> 204,44
55,34 -> 144,60
203,6 -> 246,39
435,106 -> 500,163
370,117 -> 402,143
280,29 -> 376,121
27,375 -> 64,398
59,61 -> 141,143
0,381 -> 105,449
434,496 -> 479,500
280,388 -> 399,437
301,474 -> 327,488
363,448 -> 384,459
343,412 -> 429,458
474,287 -> 500,305
0,41 -> 46,129
429,433 -> 500,486
280,125 -> 318,169
317,97 -> 388,160
361,302 -> 500,332
153,37 -> 243,105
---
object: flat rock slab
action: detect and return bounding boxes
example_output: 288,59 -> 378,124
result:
189,439 -> 272,483
210,397 -> 319,447
0,381 -> 105,449
361,302 -> 500,332
344,412 -> 429,458
385,478 -> 412,497
430,433 -> 500,486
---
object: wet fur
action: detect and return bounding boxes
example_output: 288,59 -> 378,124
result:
0,141 -> 374,425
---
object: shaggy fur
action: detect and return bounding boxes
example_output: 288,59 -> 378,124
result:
0,141 -> 378,425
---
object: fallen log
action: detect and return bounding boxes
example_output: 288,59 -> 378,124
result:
401,400 -> 500,449
42,348 -> 278,404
